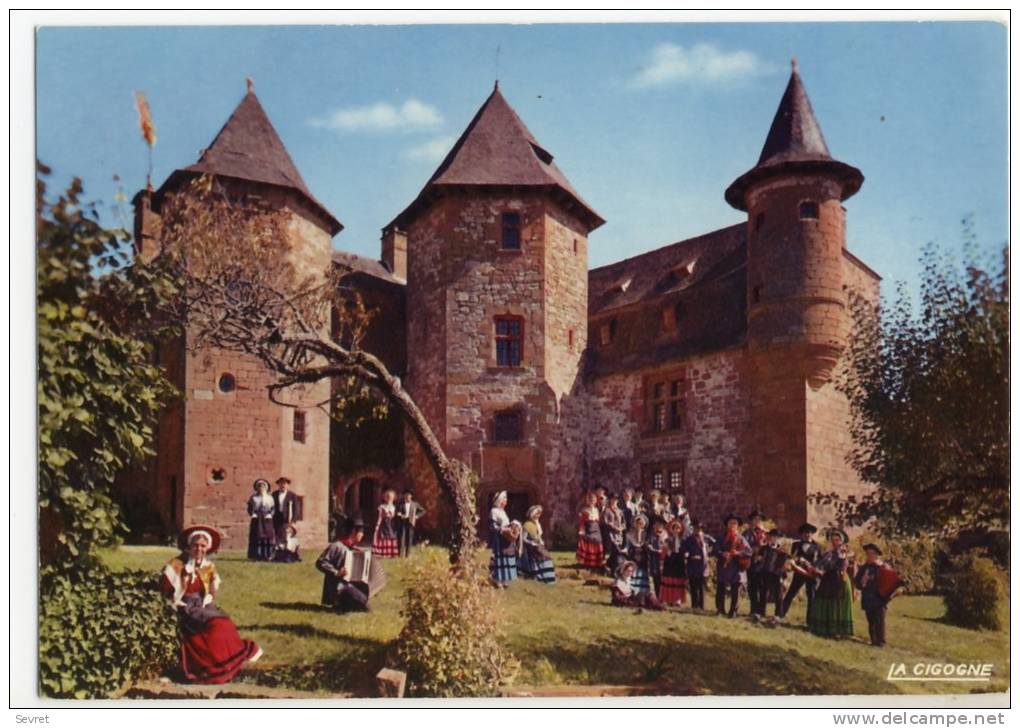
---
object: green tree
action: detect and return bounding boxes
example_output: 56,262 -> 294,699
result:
37,165 -> 178,572
826,226 -> 1008,540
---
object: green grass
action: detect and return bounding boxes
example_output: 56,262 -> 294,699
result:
100,546 -> 1010,696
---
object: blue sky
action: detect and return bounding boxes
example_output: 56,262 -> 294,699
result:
36,22 -> 1007,293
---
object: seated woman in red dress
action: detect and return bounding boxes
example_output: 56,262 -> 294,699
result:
159,526 -> 262,684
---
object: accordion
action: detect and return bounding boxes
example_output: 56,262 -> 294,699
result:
876,565 -> 903,599
343,547 -> 388,598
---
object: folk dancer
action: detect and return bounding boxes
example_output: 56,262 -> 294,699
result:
669,493 -> 692,533
271,476 -> 298,559
602,494 -> 627,573
781,522 -> 822,618
372,488 -> 399,558
246,479 -> 277,561
646,518 -> 669,597
806,528 -> 855,638
160,526 -> 262,683
743,510 -> 769,617
316,517 -> 371,613
624,513 -> 652,595
854,543 -> 903,646
519,505 -> 557,584
611,560 -> 663,610
716,513 -> 752,617
621,487 -> 637,530
757,528 -> 788,619
683,519 -> 713,610
659,518 -> 689,606
395,490 -> 426,557
576,491 -> 605,570
489,491 -> 518,586
272,524 -> 301,563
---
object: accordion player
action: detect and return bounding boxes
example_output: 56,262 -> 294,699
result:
316,518 -> 387,613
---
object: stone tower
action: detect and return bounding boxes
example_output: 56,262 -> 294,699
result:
388,82 -> 604,532
131,84 -> 342,549
725,62 -> 866,529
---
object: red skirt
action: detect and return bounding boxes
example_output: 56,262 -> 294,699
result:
180,617 -> 261,684
576,537 -> 604,568
373,536 -> 399,558
660,576 -> 688,605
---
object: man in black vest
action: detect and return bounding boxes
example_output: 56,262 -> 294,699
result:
781,522 -> 822,619
272,476 -> 298,551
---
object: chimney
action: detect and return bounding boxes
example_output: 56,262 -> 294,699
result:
381,226 -> 407,281
132,187 -> 162,263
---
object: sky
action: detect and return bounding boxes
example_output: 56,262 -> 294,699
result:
36,21 -> 1008,295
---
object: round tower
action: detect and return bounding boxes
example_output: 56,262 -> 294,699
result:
726,60 -> 863,387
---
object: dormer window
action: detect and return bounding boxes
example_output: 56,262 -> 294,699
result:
598,319 -> 617,347
661,303 -> 682,333
501,212 -> 522,250
799,201 -> 819,220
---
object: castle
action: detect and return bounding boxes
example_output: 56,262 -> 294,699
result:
127,63 -> 879,549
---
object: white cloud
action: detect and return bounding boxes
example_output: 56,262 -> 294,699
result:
632,43 -> 775,88
404,135 -> 456,163
308,99 -> 443,132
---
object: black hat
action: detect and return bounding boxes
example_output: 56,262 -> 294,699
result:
768,528 -> 784,538
402,489 -> 414,496
723,513 -> 744,526
747,509 -> 765,521
348,516 -> 366,532
275,476 -> 291,485
862,543 -> 883,555
797,522 -> 818,535
691,518 -> 702,529
826,528 -> 849,543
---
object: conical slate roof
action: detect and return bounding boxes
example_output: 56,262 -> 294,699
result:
156,85 -> 341,234
390,83 -> 604,231
725,62 -> 863,211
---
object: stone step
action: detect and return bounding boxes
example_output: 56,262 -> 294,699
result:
123,679 -> 351,700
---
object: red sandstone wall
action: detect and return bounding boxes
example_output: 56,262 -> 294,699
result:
583,347 -> 750,531
401,191 -> 591,535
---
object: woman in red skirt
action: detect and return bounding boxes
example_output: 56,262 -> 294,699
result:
576,490 -> 604,570
160,526 -> 262,684
372,488 -> 399,557
660,518 -> 689,606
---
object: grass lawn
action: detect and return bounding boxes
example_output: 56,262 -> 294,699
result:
101,546 -> 1010,697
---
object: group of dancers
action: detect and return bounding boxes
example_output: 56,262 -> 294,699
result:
489,486 -> 904,647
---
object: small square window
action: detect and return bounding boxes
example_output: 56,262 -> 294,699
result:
799,201 -> 819,220
493,410 -> 524,443
218,373 -> 236,393
652,472 -> 664,490
669,470 -> 682,490
501,212 -> 521,250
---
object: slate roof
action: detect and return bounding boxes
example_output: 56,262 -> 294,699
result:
331,250 -> 405,286
588,224 -> 746,316
389,83 -> 604,232
155,88 -> 342,235
725,63 -> 863,211
586,224 -> 750,376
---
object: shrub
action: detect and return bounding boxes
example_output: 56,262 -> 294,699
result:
395,548 -> 518,697
850,530 -> 938,593
942,553 -> 1005,631
39,569 -> 177,698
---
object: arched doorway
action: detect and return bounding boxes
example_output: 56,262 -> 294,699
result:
343,477 -> 381,535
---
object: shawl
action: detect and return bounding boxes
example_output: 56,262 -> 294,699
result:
162,555 -> 221,607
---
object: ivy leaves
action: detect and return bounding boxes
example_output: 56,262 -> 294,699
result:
37,167 -> 178,572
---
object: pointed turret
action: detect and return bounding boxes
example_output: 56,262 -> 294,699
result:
155,82 -> 341,234
390,83 -> 603,231
725,61 -> 863,211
